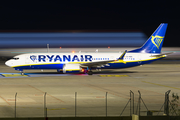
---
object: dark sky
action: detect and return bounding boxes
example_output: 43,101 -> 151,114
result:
0,1 -> 179,47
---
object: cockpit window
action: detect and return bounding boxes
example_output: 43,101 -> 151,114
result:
13,58 -> 19,60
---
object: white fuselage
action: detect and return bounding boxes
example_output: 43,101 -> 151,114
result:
5,52 -> 161,71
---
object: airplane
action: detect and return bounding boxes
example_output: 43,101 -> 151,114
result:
5,23 -> 169,75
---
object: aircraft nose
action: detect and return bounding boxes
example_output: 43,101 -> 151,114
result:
5,60 -> 13,67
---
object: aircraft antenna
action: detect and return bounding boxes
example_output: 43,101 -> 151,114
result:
47,44 -> 49,53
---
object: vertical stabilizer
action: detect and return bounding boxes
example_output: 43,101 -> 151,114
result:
129,23 -> 168,53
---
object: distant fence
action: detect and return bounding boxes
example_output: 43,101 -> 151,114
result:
0,90 -> 179,119
0,116 -> 174,120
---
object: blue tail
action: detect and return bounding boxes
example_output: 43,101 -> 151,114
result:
129,23 -> 168,53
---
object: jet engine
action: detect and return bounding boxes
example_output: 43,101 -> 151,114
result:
63,64 -> 81,73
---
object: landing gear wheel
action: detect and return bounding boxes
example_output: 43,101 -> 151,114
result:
88,71 -> 93,75
21,72 -> 24,75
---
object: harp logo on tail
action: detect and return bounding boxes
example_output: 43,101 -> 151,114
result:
151,35 -> 164,49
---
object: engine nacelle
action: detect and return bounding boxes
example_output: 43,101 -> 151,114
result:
63,64 -> 81,73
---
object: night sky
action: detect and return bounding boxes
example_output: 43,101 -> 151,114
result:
0,1 -> 179,47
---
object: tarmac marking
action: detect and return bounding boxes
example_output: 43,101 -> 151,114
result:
83,82 -> 163,103
6,99 -> 15,101
0,73 -> 28,77
0,106 -> 66,110
47,94 -> 65,103
142,81 -> 180,90
0,73 -> 81,78
47,108 -> 66,111
83,84 -> 130,100
96,96 -> 105,98
0,96 -> 10,105
28,85 -> 65,103
34,94 -> 44,96
99,75 -> 129,77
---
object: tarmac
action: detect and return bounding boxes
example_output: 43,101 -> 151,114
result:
0,61 -> 180,117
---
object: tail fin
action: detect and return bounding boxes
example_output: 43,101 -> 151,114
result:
129,23 -> 168,53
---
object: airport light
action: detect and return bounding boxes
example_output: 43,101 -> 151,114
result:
81,68 -> 84,72
72,51 -> 75,53
108,46 -> 110,48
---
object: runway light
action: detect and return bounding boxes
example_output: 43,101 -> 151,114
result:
72,51 -> 75,53
60,47 -> 62,49
108,46 -> 110,48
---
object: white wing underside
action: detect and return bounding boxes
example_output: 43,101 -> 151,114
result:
80,60 -> 115,67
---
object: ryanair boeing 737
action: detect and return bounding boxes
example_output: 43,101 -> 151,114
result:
5,23 -> 169,75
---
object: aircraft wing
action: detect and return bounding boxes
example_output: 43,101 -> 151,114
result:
151,52 -> 174,57
80,50 -> 127,67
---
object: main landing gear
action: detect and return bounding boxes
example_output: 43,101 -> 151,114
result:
87,67 -> 93,75
88,71 -> 93,75
82,68 -> 93,75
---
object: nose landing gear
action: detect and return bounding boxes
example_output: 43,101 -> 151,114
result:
14,68 -> 24,75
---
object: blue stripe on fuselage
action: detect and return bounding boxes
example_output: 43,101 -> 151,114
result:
14,64 -> 64,70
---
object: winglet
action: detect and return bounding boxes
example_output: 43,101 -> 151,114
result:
118,50 -> 127,60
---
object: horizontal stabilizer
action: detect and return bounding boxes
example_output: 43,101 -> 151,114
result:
151,52 -> 174,57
